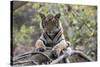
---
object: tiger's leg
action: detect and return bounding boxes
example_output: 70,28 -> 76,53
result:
35,39 -> 46,52
52,40 -> 69,58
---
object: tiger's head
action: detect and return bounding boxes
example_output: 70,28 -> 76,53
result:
39,13 -> 61,36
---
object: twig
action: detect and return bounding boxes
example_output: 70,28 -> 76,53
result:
72,50 -> 93,61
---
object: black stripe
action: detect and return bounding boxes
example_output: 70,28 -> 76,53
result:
53,29 -> 60,40
56,39 -> 64,44
53,29 -> 62,42
57,34 -> 62,41
40,38 -> 45,45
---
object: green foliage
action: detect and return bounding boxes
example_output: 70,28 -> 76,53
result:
14,25 -> 34,46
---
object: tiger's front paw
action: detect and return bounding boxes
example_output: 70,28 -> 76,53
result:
36,48 -> 46,52
51,50 -> 59,59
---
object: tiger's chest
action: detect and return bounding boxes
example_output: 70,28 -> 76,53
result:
40,29 -> 64,47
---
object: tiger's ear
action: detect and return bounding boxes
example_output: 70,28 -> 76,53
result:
39,13 -> 45,20
55,13 -> 61,19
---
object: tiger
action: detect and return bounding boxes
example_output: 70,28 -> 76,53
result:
35,13 -> 70,58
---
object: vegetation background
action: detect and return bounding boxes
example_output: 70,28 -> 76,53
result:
12,1 -> 97,62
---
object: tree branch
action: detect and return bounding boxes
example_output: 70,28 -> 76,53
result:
12,48 -> 93,65
50,50 -> 93,64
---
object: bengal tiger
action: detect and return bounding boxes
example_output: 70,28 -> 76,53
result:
35,13 -> 70,58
